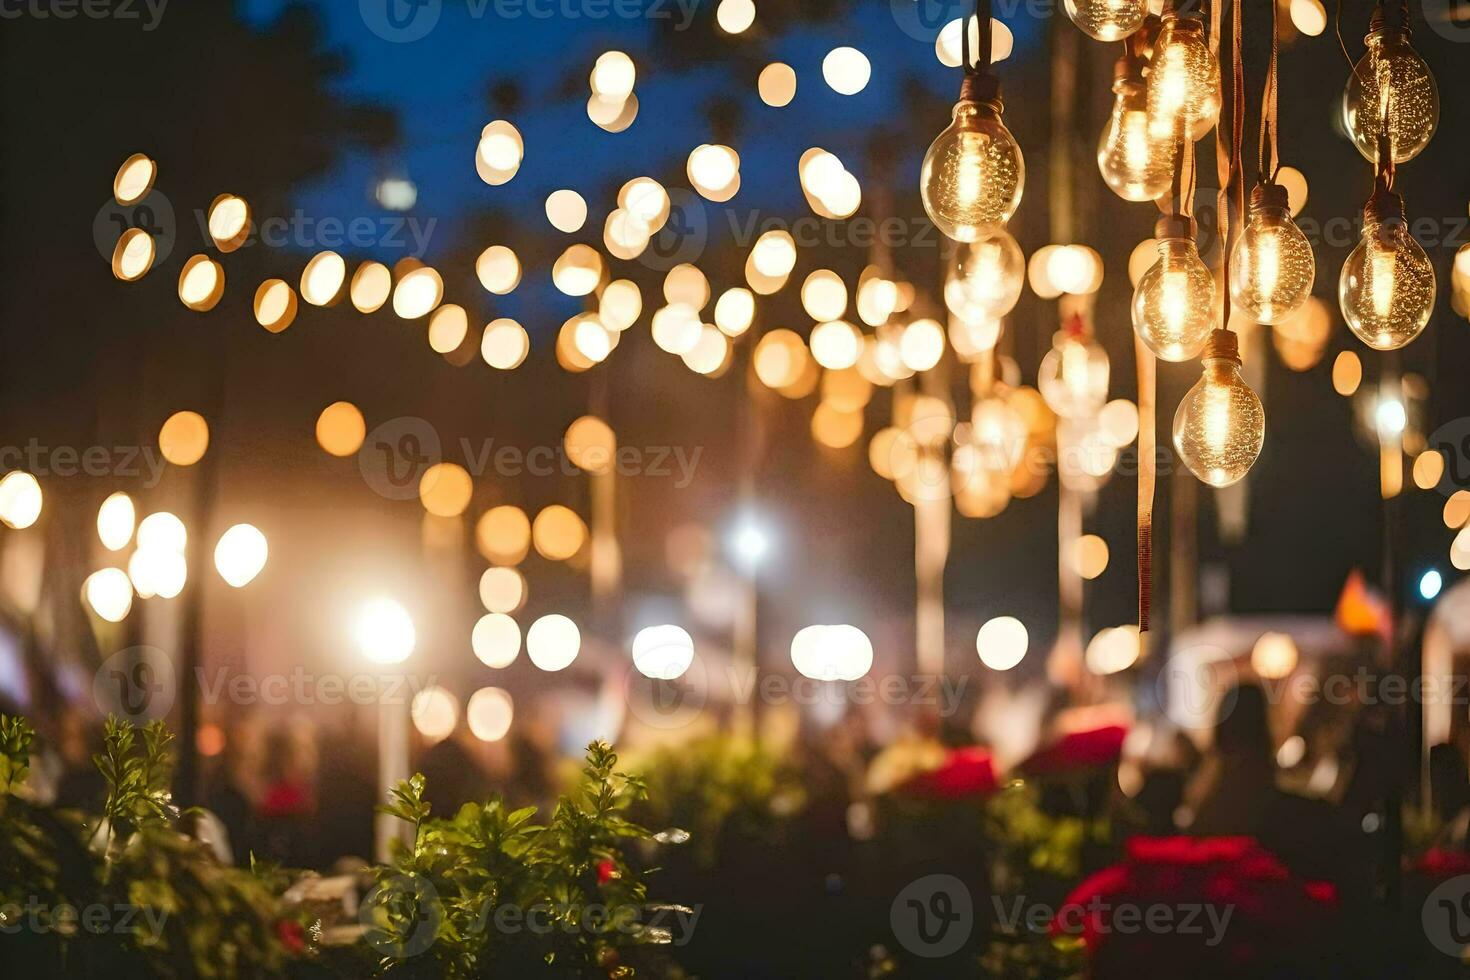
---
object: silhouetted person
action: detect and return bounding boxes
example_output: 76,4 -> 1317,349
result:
1190,683 -> 1276,836
257,727 -> 315,867
52,711 -> 104,811
202,735 -> 256,866
1429,742 -> 1470,848
418,730 -> 490,816
1191,683 -> 1365,898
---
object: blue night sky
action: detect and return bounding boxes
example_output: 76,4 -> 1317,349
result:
236,0 -> 1047,323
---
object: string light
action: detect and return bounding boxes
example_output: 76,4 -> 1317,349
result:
466,687 -> 514,741
944,226 -> 1024,321
631,624 -> 695,680
1038,321 -> 1109,418
1340,184 -> 1435,350
1342,0 -> 1438,166
1172,330 -> 1265,487
213,524 -> 268,588
84,568 -> 134,623
1063,0 -> 1147,41
0,472 -> 43,529
412,687 -> 459,742
113,153 -> 156,204
1098,46 -> 1171,202
920,4 -> 1023,241
350,262 -> 392,312
1132,215 -> 1216,362
473,613 -> 521,668
97,493 -> 135,551
1146,8 -> 1221,140
1231,182 -> 1315,325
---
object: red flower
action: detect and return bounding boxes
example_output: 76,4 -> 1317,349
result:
1415,847 -> 1470,879
1019,725 -> 1128,777
1053,836 -> 1339,976
275,919 -> 307,956
896,746 -> 999,801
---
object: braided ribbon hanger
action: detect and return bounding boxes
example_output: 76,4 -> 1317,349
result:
1213,0 -> 1245,332
1258,0 -> 1280,185
961,0 -> 993,77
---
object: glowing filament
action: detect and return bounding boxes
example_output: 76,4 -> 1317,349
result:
1122,110 -> 1151,172
1160,269 -> 1189,334
955,132 -> 985,209
1370,245 -> 1396,321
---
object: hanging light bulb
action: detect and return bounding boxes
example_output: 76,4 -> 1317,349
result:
1098,49 -> 1172,202
1132,215 -> 1215,361
944,226 -> 1025,321
1340,185 -> 1435,350
1342,0 -> 1438,166
1039,317 -> 1109,419
1147,10 -> 1221,141
1064,0 -> 1148,41
1229,182 -> 1315,325
921,64 -> 1024,241
969,396 -> 1028,476
1173,329 -> 1265,487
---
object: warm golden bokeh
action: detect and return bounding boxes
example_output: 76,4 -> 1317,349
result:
158,411 -> 209,466
315,402 -> 366,458
418,462 -> 473,517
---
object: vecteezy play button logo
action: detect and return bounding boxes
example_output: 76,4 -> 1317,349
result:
639,188 -> 707,272
1424,876 -> 1470,958
890,0 -> 973,43
358,416 -> 441,501
93,646 -> 176,723
890,874 -> 972,958
361,0 -> 442,43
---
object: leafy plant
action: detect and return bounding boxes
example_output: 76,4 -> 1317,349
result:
983,782 -> 1108,888
0,714 -> 295,978
978,932 -> 1087,980
359,740 -> 687,979
629,735 -> 802,868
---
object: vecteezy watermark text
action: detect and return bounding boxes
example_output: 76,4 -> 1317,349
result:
0,0 -> 167,29
359,874 -> 700,959
0,899 -> 169,943
196,667 -> 438,707
359,0 -> 703,43
0,441 -> 168,487
359,418 -> 704,501
995,895 -> 1235,947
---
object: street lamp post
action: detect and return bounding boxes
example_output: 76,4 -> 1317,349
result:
729,520 -> 769,740
353,597 -> 416,862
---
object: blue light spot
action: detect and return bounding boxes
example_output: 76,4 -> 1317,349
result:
1421,569 -> 1444,601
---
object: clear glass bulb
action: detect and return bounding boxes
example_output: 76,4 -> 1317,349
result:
1229,186 -> 1315,325
1339,192 -> 1435,351
1098,74 -> 1171,202
1173,330 -> 1264,488
969,396 -> 1028,475
920,90 -> 1024,242
1146,15 -> 1221,142
1343,24 -> 1439,165
1039,327 -> 1109,419
944,226 -> 1025,321
1132,229 -> 1215,362
1064,0 -> 1148,41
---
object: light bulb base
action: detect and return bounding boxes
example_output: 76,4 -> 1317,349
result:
1249,182 -> 1290,214
1369,0 -> 1410,35
1161,10 -> 1206,38
959,73 -> 1003,112
1364,187 -> 1405,227
1154,214 -> 1196,242
1113,50 -> 1146,90
1202,329 -> 1241,365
